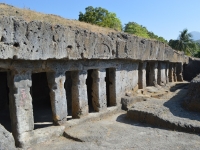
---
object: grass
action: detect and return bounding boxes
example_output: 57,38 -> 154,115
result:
0,3 -> 169,44
0,3 -> 118,35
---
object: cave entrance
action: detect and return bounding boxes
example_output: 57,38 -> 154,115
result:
183,63 -> 188,81
106,68 -> 111,107
64,71 -> 72,120
0,72 -> 11,132
86,69 -> 95,113
106,68 -> 116,107
31,72 -> 53,129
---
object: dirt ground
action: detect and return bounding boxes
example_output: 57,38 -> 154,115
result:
30,112 -> 200,150
28,82 -> 200,150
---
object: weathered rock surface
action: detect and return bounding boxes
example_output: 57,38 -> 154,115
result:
183,57 -> 200,81
0,16 -> 188,63
0,124 -> 16,150
183,74 -> 200,111
121,96 -> 146,110
127,85 -> 200,134
31,112 -> 200,150
20,126 -> 65,148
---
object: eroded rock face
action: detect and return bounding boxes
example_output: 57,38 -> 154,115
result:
184,74 -> 200,111
0,16 -> 188,63
0,124 -> 16,150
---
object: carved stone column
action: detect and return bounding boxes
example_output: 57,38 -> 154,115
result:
7,71 -> 34,147
71,70 -> 88,118
138,62 -> 147,89
176,63 -> 183,82
91,68 -> 107,112
148,62 -> 158,86
169,63 -> 174,82
157,62 -> 167,86
165,62 -> 169,84
173,63 -> 177,82
47,71 -> 68,124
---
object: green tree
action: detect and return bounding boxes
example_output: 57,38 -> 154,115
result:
124,22 -> 168,43
148,31 -> 168,43
124,22 -> 150,38
169,29 -> 195,56
79,6 -> 122,31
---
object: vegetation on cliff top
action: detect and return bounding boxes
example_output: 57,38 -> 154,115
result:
79,6 -> 122,31
0,3 -> 118,35
1,3 -> 199,57
79,6 -> 167,43
0,3 -> 166,42
124,22 -> 168,43
169,29 -> 200,57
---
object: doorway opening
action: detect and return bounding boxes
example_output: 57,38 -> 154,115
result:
106,68 -> 111,107
0,72 -> 11,132
146,62 -> 150,86
105,68 -> 116,107
64,71 -> 72,120
86,69 -> 95,113
31,72 -> 53,129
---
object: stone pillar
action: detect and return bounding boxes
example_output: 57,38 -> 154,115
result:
138,62 -> 147,89
157,62 -> 167,86
108,68 -> 117,106
71,70 -> 88,118
176,63 -> 183,82
47,71 -> 68,124
165,62 -> 169,84
7,71 -> 34,147
169,63 -> 175,82
173,63 -> 177,82
148,62 -> 158,86
107,68 -> 121,105
115,68 -> 122,105
91,68 -> 107,112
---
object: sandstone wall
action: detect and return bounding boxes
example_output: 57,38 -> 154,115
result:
0,16 -> 188,63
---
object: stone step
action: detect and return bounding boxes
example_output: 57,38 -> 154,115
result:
63,106 -> 122,129
20,126 -> 65,148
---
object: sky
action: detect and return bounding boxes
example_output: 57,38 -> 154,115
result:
1,0 -> 200,41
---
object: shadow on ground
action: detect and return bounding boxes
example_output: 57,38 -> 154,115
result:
164,83 -> 200,122
116,113 -> 159,129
